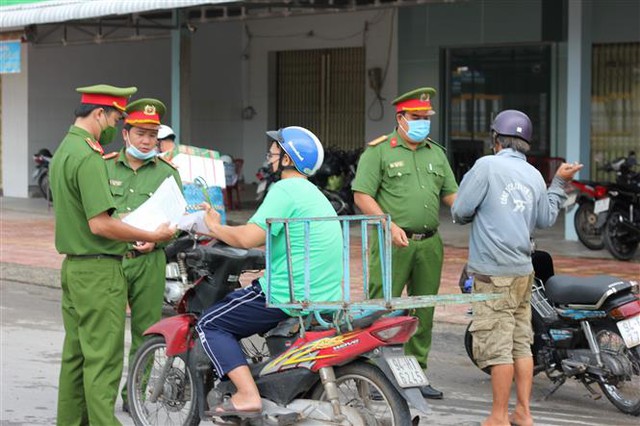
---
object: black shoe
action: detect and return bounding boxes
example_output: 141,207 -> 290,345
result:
420,384 -> 443,399
122,400 -> 129,413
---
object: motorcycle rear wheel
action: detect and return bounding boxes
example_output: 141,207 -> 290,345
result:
127,335 -> 201,426
574,201 -> 604,250
595,328 -> 640,416
603,210 -> 639,261
310,361 -> 411,425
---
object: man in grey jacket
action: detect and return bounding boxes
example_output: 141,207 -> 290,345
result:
452,110 -> 582,426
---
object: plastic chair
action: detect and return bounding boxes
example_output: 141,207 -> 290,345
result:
225,158 -> 244,210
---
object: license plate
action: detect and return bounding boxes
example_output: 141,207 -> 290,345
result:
617,315 -> 640,348
386,356 -> 429,388
594,197 -> 610,214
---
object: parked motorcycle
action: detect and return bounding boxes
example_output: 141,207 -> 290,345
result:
464,251 -> 640,416
32,148 -> 52,202
255,161 -> 277,206
596,152 -> 640,260
570,180 -> 610,250
311,148 -> 361,215
129,233 -> 428,425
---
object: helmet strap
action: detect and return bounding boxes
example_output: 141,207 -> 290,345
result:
274,152 -> 296,180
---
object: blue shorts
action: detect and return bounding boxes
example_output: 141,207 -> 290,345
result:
195,281 -> 289,376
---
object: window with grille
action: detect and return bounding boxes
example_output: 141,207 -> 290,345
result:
276,47 -> 365,151
591,43 -> 640,181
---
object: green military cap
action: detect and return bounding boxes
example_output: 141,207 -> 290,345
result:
124,98 -> 166,127
76,84 -> 138,112
392,87 -> 437,115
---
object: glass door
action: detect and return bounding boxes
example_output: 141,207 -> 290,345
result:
445,44 -> 552,182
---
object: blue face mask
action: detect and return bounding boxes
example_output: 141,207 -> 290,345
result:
126,143 -> 158,160
403,116 -> 431,142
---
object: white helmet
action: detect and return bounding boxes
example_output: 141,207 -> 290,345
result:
157,125 -> 176,141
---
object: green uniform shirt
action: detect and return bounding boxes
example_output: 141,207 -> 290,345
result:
104,150 -> 182,248
50,125 -> 126,255
105,150 -> 182,215
352,130 -> 458,232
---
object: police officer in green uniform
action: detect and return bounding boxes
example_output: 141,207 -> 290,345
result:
352,87 -> 458,399
102,98 -> 182,411
50,85 -> 176,426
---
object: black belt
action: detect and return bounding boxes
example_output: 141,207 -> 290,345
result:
66,254 -> 123,261
403,228 -> 437,241
124,249 -> 155,259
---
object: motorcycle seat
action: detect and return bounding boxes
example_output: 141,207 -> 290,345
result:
544,274 -> 632,307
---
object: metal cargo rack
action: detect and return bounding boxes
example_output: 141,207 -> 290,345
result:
264,214 -> 499,331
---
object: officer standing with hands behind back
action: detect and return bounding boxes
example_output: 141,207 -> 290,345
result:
50,85 -> 176,425
352,87 -> 458,399
102,98 -> 182,412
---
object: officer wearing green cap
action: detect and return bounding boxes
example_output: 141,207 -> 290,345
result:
50,85 -> 177,425
102,98 -> 182,411
352,87 -> 458,399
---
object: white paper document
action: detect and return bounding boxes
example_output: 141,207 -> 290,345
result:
176,210 -> 210,234
122,176 -> 187,232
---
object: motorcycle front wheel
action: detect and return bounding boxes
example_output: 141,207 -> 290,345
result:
310,361 -> 411,425
38,173 -> 53,203
603,209 -> 639,261
127,335 -> 200,426
574,201 -> 604,250
595,328 -> 640,416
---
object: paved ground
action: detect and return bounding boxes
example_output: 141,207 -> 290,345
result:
1,184 -> 638,325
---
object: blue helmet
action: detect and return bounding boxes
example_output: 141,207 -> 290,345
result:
266,126 -> 324,176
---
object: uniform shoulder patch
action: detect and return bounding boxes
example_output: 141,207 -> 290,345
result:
102,152 -> 118,160
84,138 -> 104,154
158,155 -> 177,169
427,137 -> 447,153
367,135 -> 388,147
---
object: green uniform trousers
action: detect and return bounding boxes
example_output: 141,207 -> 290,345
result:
120,249 -> 166,402
369,233 -> 444,370
57,257 -> 127,426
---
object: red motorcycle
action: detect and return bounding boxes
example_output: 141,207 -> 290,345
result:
570,179 -> 610,250
127,234 -> 429,425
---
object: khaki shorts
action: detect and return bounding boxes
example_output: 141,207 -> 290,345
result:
469,273 -> 534,369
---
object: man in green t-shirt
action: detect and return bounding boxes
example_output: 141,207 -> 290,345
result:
195,126 -> 342,417
50,85 -> 176,426
103,98 -> 183,411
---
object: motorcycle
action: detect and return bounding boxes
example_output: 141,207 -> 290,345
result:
463,250 -> 640,416
32,148 -> 52,202
129,233 -> 429,425
570,180 -> 610,250
310,148 -> 361,215
596,152 -> 640,260
255,161 -> 277,207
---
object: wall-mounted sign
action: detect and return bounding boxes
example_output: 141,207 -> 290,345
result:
0,40 -> 21,74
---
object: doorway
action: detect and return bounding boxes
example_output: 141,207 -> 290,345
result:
445,44 -> 552,182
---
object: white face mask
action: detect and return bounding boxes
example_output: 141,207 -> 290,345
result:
125,136 -> 158,160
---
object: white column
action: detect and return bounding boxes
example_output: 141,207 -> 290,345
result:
564,0 -> 592,240
1,42 -> 29,198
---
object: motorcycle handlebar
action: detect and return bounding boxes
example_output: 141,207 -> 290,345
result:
178,250 -> 203,261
